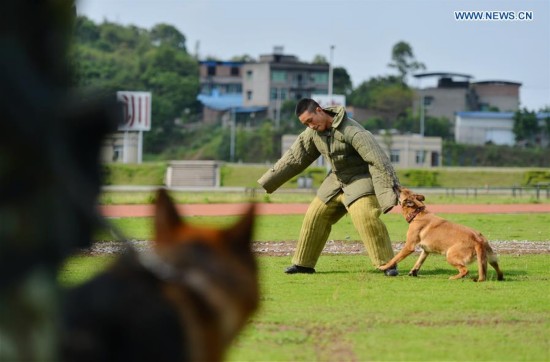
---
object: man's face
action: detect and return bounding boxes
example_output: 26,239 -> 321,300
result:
298,107 -> 330,132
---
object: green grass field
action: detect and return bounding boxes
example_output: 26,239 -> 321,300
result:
59,253 -> 549,361
99,189 -> 550,205
64,210 -> 550,361
96,213 -> 550,242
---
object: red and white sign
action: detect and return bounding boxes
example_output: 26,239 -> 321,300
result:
117,91 -> 152,131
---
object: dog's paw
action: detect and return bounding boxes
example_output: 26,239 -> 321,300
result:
408,269 -> 418,277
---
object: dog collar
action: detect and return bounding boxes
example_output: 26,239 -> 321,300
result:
406,206 -> 425,223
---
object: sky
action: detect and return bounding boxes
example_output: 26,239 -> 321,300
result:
77,0 -> 550,111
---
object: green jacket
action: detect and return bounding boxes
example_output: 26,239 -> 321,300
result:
257,106 -> 400,213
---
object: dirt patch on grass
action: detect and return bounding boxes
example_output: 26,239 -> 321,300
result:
86,240 -> 550,256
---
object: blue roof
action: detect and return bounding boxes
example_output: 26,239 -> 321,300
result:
197,93 -> 242,110
456,112 -> 514,119
197,92 -> 267,113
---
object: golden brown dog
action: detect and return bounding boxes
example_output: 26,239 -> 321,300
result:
62,189 -> 259,362
379,187 -> 504,282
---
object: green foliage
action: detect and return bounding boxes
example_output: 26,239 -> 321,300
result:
73,16 -> 199,154
513,108 -> 540,145
150,24 -> 187,50
523,170 -> 550,186
387,41 -> 426,83
348,76 -> 412,129
399,170 -> 440,187
102,162 -> 166,185
443,142 -> 550,167
333,67 -> 353,95
348,75 -> 403,109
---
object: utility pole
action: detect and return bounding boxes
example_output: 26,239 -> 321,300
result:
328,45 -> 335,100
230,107 -> 236,162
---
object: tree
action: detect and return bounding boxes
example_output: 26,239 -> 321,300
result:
258,121 -> 274,161
348,76 -> 402,108
513,108 -> 540,146
333,67 -> 352,95
230,54 -> 255,62
387,41 -> 426,83
370,84 -> 413,126
150,24 -> 187,51
73,16 -> 200,154
348,76 -> 412,128
312,54 -> 327,64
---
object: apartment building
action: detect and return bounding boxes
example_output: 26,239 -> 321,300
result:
241,47 -> 329,123
413,72 -> 521,128
198,60 -> 267,124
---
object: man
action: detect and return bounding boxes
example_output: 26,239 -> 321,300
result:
258,98 -> 400,276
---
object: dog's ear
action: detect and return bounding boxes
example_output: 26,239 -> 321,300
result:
415,194 -> 425,202
225,204 -> 255,250
154,188 -> 183,243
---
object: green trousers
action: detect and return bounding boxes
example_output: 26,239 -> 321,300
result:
292,193 -> 395,268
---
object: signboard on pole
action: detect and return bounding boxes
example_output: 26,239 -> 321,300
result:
117,91 -> 152,131
311,94 -> 346,108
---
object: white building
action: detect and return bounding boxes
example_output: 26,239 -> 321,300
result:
455,112 -> 550,147
455,112 -> 516,145
281,133 -> 442,169
455,112 -> 550,146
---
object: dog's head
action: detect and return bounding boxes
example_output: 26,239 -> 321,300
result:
152,188 -> 259,360
398,187 -> 426,211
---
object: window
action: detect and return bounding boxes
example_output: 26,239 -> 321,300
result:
112,145 -> 123,162
246,90 -> 252,100
246,70 -> 253,80
280,88 -> 287,100
416,150 -> 426,165
207,65 -> 216,76
270,88 -> 288,100
230,66 -> 240,76
390,150 -> 400,163
311,72 -> 328,84
271,70 -> 286,82
227,84 -> 242,93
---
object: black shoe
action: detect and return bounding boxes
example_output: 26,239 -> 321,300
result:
383,266 -> 399,277
285,265 -> 315,274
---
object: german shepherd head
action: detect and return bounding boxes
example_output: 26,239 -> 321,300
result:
62,189 -> 258,362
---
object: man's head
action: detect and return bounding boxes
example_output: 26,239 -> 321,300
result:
295,98 -> 333,132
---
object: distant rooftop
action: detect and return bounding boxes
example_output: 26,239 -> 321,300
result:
414,72 -> 473,80
472,80 -> 522,86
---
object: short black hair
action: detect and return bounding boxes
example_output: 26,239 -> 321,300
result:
295,98 -> 320,117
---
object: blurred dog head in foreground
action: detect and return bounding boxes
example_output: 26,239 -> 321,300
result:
62,189 -> 259,362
